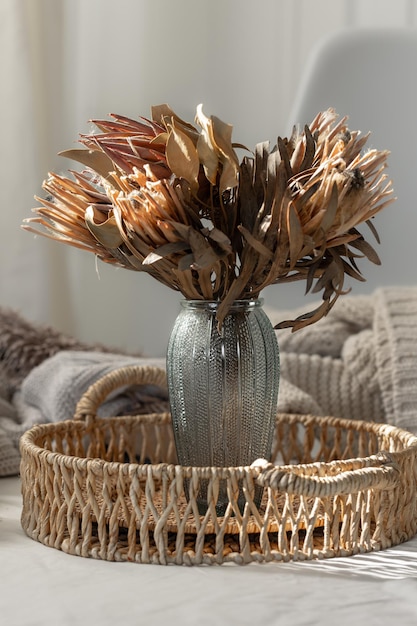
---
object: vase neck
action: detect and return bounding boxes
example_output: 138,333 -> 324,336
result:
180,299 -> 263,313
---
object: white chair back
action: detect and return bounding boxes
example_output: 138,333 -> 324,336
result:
288,28 -> 417,292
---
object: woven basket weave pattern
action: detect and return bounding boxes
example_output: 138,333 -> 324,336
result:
20,366 -> 417,565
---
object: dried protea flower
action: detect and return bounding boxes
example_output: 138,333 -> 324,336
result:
23,105 -> 394,330
225,108 -> 394,329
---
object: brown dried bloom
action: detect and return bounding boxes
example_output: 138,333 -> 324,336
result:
23,105 -> 394,330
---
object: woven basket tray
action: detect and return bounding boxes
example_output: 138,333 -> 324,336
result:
20,365 -> 417,565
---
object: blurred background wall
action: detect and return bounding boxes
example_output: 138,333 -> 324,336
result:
2,0 -> 416,356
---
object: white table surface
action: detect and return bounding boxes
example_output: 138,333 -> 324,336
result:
2,476 -> 417,626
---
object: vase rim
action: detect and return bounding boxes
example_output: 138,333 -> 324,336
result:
180,298 -> 264,311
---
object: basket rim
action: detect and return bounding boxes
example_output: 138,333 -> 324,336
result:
19,411 -> 417,478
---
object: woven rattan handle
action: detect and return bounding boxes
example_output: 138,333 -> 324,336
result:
253,453 -> 401,497
73,365 -> 167,420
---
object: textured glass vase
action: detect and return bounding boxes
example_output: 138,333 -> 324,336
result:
166,299 -> 280,515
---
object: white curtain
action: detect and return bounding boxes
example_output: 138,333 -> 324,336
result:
2,0 -> 416,356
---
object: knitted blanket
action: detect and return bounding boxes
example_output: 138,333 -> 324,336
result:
0,352 -> 168,477
1,286 -> 416,476
269,286 -> 417,431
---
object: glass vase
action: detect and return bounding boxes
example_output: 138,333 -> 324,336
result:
166,298 -> 280,515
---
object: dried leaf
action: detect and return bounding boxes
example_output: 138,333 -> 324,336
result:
210,115 -> 239,192
188,229 -> 219,269
216,264 -> 256,328
178,253 -> 196,271
262,150 -> 280,217
85,206 -> 124,248
341,258 -> 366,282
143,241 -> 190,265
151,104 -> 199,142
151,103 -> 181,125
59,149 -> 115,182
166,124 -> 200,192
299,125 -> 317,172
275,299 -> 336,332
317,182 -> 339,234
365,218 -> 381,244
149,132 -> 168,145
196,132 -> 219,185
238,158 -> 258,232
349,236 -> 381,264
305,261 -> 320,294
191,248 -> 219,271
311,260 -> 341,294
254,141 -> 269,197
208,228 -> 232,253
325,232 -> 360,248
238,225 -> 274,260
277,136 -> 293,180
167,221 -> 192,241
287,203 -> 304,268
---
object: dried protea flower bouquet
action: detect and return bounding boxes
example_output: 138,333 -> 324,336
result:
23,105 -> 393,330
23,105 -> 393,514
